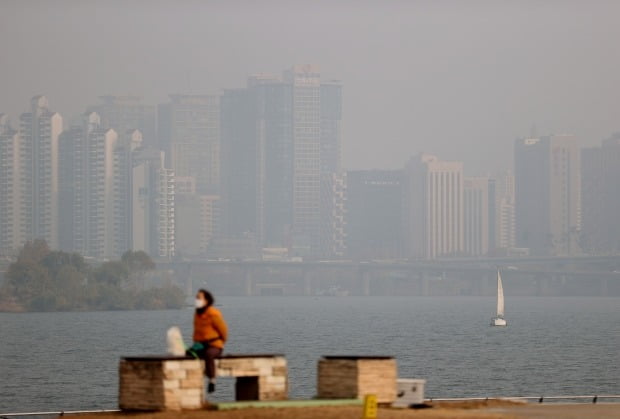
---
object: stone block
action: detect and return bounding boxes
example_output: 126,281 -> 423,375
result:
265,375 -> 287,385
214,355 -> 289,401
119,356 -> 205,411
181,376 -> 204,389
163,379 -> 180,389
164,369 -> 187,380
272,366 -> 288,376
180,395 -> 202,409
163,361 -> 182,371
317,356 -> 397,404
272,357 -> 287,367
186,368 -> 204,380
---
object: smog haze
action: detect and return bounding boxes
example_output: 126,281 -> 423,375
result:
2,0 -> 619,174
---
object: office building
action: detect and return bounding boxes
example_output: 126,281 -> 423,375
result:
488,172 -> 515,254
404,153 -> 464,259
220,65 -> 341,258
285,65 -> 322,256
346,170 -> 403,260
158,95 -> 220,193
514,135 -> 580,256
464,177 -> 489,256
581,134 -> 620,254
132,148 -> 176,259
320,172 -> 347,259
89,96 -> 156,147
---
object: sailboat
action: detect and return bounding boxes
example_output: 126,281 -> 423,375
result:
491,269 -> 507,327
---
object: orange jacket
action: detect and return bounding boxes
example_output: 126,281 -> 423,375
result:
193,306 -> 228,349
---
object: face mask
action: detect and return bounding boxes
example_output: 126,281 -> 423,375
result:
195,298 -> 206,309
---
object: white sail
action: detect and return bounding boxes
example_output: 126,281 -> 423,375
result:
496,270 -> 505,317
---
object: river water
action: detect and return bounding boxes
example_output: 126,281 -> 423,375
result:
1,296 -> 619,413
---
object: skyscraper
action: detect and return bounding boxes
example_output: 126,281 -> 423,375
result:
514,135 -> 581,256
58,112 -> 119,259
488,172 -> 515,254
132,148 -> 175,259
158,95 -> 220,193
219,66 -> 341,258
285,65 -> 322,256
18,96 -> 63,249
320,81 -> 342,176
345,170 -> 404,260
58,112 -> 157,260
581,134 -> 620,254
404,153 -> 464,259
220,85 -> 265,244
0,114 -> 21,253
320,172 -> 347,259
464,177 -> 489,256
90,96 -> 156,147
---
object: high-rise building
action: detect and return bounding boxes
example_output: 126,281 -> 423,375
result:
320,81 -> 342,176
488,172 -> 515,254
175,192 -> 219,258
221,65 -> 341,257
464,177 -> 489,256
107,129 -> 144,259
514,135 -> 581,256
320,172 -> 347,259
58,112 -> 119,259
158,95 -> 220,193
581,134 -> 620,254
18,96 -> 63,249
220,66 -> 341,258
132,148 -> 175,259
59,115 -> 154,261
284,65 -> 322,256
346,170 -> 403,260
89,96 -> 156,147
220,86 -> 264,244
0,97 -> 63,251
404,153 -> 464,259
0,114 -> 21,253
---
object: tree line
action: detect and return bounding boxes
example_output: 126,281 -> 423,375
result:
0,240 -> 185,312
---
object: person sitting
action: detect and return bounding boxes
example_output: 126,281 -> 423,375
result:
188,289 -> 228,393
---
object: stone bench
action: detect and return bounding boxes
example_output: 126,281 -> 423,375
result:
215,354 -> 288,401
317,356 -> 397,404
119,355 -> 205,411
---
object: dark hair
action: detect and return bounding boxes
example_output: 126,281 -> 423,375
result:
197,289 -> 215,308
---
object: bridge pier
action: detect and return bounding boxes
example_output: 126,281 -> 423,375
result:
477,273 -> 490,296
385,277 -> 395,296
244,268 -> 254,296
303,269 -> 313,296
600,277 -> 609,296
535,274 -> 550,296
360,270 -> 371,296
420,272 -> 430,296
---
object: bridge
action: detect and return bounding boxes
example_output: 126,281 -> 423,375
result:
157,255 -> 620,297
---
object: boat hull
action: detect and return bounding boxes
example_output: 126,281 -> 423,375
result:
491,317 -> 507,327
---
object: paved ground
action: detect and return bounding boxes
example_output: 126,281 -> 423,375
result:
493,403 -> 620,418
64,401 -> 620,419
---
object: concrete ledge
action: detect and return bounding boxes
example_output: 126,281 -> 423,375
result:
214,398 -> 363,410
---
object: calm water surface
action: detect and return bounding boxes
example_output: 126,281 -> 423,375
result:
1,296 -> 619,412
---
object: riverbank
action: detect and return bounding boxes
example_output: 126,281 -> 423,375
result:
61,401 -> 620,419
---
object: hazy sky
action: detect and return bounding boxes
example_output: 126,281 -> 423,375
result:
2,0 -> 619,174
